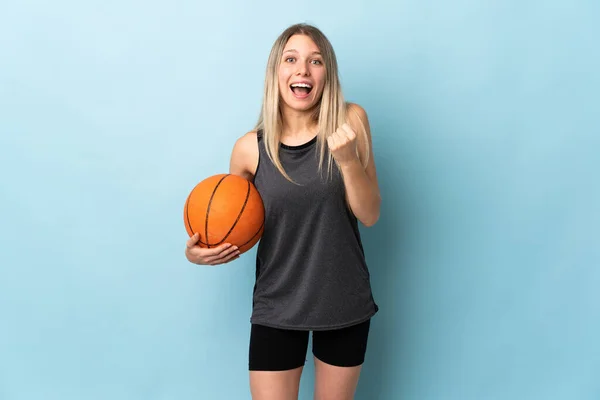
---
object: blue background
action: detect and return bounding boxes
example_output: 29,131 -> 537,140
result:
1,0 -> 599,399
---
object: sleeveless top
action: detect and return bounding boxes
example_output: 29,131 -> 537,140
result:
250,129 -> 379,331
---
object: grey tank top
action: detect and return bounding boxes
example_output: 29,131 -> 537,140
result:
251,130 -> 378,330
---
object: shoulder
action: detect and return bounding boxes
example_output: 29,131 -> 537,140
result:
346,102 -> 368,123
235,130 -> 260,149
229,130 -> 260,180
345,102 -> 371,138
345,102 -> 372,153
347,102 -> 369,125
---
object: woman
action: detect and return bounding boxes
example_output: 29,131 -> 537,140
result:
185,23 -> 381,400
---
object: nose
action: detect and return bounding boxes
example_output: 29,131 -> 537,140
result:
296,60 -> 310,76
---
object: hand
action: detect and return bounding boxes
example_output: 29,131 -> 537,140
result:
327,123 -> 359,165
185,233 -> 240,266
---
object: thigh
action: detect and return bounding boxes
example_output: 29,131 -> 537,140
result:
249,324 -> 309,400
312,319 -> 371,368
311,319 -> 371,400
249,323 -> 310,371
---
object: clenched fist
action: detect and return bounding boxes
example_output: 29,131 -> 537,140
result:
327,123 -> 359,165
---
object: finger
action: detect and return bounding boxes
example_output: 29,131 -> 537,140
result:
340,124 -> 355,140
205,243 -> 235,256
328,133 -> 339,149
186,233 -> 200,248
342,122 -> 353,132
210,249 -> 241,265
187,242 -> 227,260
336,127 -> 348,141
206,246 -> 241,265
203,244 -> 238,261
334,132 -> 348,146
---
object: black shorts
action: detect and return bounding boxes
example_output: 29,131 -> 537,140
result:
248,319 -> 371,371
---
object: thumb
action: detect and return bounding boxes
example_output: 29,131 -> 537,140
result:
186,232 -> 200,248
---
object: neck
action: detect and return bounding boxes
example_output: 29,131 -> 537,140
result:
280,105 -> 318,139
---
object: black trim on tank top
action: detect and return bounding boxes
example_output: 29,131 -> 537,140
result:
280,135 -> 317,151
256,129 -> 317,151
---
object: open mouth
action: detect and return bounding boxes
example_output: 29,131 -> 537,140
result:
290,83 -> 313,98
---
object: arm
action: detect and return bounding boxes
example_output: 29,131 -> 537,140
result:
328,103 -> 381,227
229,131 -> 259,181
184,131 -> 259,266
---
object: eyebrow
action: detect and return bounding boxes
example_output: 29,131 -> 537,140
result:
283,49 -> 322,55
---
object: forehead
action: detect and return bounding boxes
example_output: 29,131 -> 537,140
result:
283,34 -> 320,53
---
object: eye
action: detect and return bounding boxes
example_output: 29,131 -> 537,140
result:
311,59 -> 322,65
285,57 -> 295,63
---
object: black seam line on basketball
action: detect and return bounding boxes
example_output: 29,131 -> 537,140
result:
208,178 -> 251,246
185,186 -> 210,245
239,220 -> 264,248
207,220 -> 264,248
200,221 -> 263,248
185,193 -> 195,237
186,192 -> 209,245
205,174 -> 230,249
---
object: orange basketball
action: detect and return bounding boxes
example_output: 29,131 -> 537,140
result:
184,174 -> 265,255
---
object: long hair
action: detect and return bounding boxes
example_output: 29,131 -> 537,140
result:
254,23 -> 369,183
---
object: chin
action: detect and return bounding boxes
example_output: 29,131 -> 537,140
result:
281,94 -> 322,113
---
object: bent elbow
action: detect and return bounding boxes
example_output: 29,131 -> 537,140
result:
361,207 -> 380,228
362,214 -> 379,227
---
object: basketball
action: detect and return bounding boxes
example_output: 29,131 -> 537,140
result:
184,174 -> 265,255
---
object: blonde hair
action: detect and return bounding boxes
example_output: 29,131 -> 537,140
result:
254,23 -> 369,183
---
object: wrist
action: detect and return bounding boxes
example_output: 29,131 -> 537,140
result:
338,156 -> 361,170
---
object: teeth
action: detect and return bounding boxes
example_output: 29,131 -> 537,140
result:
291,83 -> 312,88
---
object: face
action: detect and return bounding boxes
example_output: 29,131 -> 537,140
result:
278,34 -> 326,112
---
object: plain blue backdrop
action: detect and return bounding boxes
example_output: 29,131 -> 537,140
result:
1,0 -> 599,399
